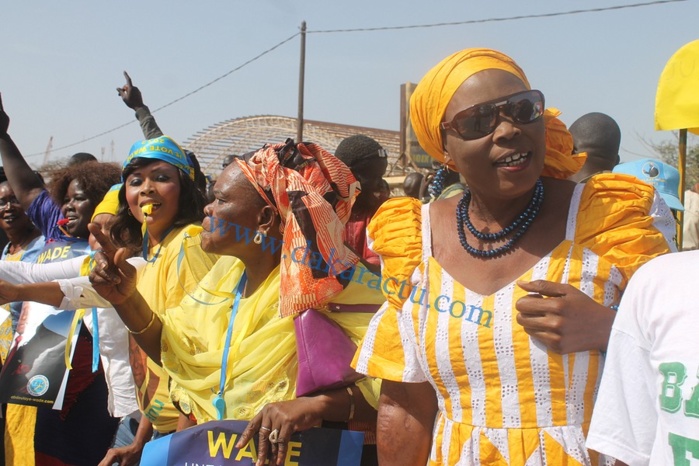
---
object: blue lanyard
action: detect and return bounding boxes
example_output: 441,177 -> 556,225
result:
142,225 -> 175,262
86,250 -> 100,373
212,271 -> 247,420
91,307 -> 100,373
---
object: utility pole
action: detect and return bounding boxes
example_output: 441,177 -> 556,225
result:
42,136 -> 53,165
297,21 -> 306,143
678,128 -> 687,248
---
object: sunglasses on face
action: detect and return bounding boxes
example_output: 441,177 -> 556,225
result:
441,89 -> 545,141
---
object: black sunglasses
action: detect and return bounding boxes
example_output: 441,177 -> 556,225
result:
441,89 -> 545,141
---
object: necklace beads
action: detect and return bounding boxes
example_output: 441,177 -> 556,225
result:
456,179 -> 544,258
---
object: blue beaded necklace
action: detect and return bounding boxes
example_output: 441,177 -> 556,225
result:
456,179 -> 544,258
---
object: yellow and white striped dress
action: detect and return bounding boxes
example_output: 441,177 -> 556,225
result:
354,175 -> 675,466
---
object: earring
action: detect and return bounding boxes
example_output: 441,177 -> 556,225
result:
428,165 -> 449,199
253,231 -> 263,245
127,209 -> 134,217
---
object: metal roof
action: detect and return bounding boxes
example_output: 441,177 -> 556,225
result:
183,114 -> 405,177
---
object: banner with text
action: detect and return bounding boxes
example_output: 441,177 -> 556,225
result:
141,420 -> 364,466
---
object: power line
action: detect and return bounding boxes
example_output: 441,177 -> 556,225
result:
150,32 -> 300,114
27,0 -> 687,158
309,0 -> 687,33
26,32 -> 301,157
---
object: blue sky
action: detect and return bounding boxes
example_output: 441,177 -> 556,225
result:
1,0 -> 697,169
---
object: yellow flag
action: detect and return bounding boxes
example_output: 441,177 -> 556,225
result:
656,39 -> 699,135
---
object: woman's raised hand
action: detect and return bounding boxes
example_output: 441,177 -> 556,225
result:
88,223 -> 138,305
116,71 -> 145,110
0,93 -> 10,136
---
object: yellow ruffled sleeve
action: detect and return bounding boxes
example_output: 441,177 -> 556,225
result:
575,173 -> 675,289
353,197 -> 424,382
366,197 -> 423,309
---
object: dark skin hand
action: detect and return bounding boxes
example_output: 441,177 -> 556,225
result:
515,280 -> 616,354
238,397 -> 326,466
236,385 -> 375,466
117,71 -> 145,110
88,222 -> 163,361
0,93 -> 8,136
97,415 -> 153,466
88,223 -> 138,305
0,93 -> 46,209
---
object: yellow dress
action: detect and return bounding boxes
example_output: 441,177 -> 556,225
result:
133,225 -> 218,433
353,175 -> 675,466
161,255 -> 385,424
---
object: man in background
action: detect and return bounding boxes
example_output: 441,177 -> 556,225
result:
568,112 -> 621,183
334,134 -> 388,275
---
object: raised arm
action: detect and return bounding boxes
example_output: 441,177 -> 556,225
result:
88,223 -> 162,361
117,72 -> 164,140
377,380 -> 437,466
0,93 -> 46,210
0,255 -> 85,284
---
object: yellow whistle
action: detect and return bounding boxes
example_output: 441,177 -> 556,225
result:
141,204 -> 154,216
184,225 -> 203,237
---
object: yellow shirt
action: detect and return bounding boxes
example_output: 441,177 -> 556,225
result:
354,175 -> 674,465
134,224 -> 218,432
161,255 -> 385,424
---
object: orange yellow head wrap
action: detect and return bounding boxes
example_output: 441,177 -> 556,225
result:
410,48 -> 585,179
236,140 -> 360,317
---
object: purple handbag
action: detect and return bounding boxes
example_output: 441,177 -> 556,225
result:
294,304 -> 380,397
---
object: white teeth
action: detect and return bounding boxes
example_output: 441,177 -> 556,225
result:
499,153 -> 528,166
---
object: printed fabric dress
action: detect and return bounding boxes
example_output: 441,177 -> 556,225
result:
353,174 -> 675,466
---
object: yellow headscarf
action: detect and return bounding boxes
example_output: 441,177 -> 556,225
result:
410,48 -> 585,179
90,183 -> 122,221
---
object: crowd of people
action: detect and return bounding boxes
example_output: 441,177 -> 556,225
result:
0,46 -> 694,466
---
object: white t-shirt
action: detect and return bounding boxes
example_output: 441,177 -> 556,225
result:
683,190 -> 699,250
587,250 -> 699,465
0,255 -> 145,417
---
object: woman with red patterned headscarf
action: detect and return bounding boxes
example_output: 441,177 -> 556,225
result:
89,140 -> 385,466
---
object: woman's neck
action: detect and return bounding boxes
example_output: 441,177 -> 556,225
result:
147,223 -> 173,248
468,186 -> 537,226
240,252 -> 281,298
6,225 -> 39,254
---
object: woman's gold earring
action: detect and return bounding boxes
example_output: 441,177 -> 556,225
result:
253,231 -> 263,245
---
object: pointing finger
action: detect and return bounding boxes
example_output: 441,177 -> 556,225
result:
123,71 -> 132,87
88,223 -> 118,256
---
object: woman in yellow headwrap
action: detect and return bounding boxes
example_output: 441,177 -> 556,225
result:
89,140 -> 385,466
352,48 -> 676,465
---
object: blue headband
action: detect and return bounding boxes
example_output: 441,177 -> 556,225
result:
123,136 -> 195,181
